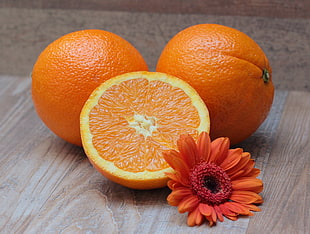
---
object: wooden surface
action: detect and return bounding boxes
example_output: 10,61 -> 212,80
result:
0,77 -> 309,233
1,0 -> 309,18
1,3 -> 309,234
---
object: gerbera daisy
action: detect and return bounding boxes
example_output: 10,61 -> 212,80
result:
163,132 -> 263,226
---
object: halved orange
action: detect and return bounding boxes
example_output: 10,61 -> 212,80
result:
80,71 -> 210,189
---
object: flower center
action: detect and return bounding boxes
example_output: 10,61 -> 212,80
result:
189,162 -> 232,205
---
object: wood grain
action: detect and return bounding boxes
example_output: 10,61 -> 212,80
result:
247,91 -> 310,234
1,0 -> 309,18
2,76 -> 308,233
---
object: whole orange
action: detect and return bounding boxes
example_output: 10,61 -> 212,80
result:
156,24 -> 274,145
32,29 -> 148,146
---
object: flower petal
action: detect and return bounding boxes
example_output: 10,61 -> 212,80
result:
219,203 -> 236,217
214,205 -> 224,222
165,171 -> 190,186
197,131 -> 211,162
225,215 -> 238,221
165,172 -> 182,184
177,134 -> 199,168
167,187 -> 193,206
163,150 -> 190,177
210,206 -> 217,223
187,206 -> 204,226
198,203 -> 213,216
245,168 -> 261,178
240,160 -> 256,176
165,172 -> 178,181
230,190 -> 264,204
203,209 -> 217,226
232,177 -> 263,193
166,179 -> 178,190
227,153 -> 255,180
167,179 -> 183,190
243,203 -> 262,212
178,195 -> 200,213
226,152 -> 250,175
205,216 -> 215,226
230,161 -> 261,181
222,201 -> 252,216
209,137 -> 230,164
220,148 -> 242,171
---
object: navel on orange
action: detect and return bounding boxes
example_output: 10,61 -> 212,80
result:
156,24 -> 274,145
80,71 -> 210,189
32,29 -> 148,146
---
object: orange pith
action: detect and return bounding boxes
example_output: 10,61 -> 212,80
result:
80,71 -> 210,189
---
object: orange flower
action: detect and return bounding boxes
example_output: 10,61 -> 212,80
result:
163,132 -> 263,226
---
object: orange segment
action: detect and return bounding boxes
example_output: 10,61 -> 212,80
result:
80,71 -> 210,189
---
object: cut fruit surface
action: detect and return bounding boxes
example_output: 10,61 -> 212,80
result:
80,71 -> 210,189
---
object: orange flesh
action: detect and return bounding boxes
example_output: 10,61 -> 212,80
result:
89,78 -> 201,172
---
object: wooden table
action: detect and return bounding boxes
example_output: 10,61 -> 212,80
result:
1,77 -> 309,233
1,2 -> 309,233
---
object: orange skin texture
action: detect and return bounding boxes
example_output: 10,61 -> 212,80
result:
32,29 -> 148,146
156,24 -> 274,145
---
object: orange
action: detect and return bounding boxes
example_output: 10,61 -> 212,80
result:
156,24 -> 274,145
80,71 -> 210,189
32,29 -> 148,146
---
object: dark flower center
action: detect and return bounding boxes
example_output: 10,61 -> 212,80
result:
189,162 -> 232,205
204,175 -> 220,194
